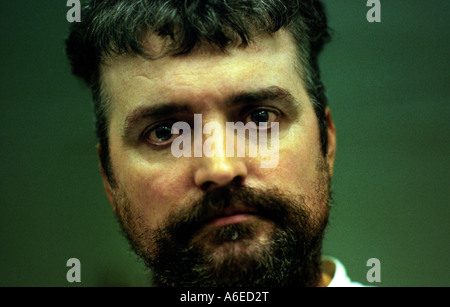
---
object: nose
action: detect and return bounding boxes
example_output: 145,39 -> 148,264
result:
192,114 -> 249,190
194,155 -> 248,191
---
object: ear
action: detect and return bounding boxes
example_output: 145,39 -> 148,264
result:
97,144 -> 116,213
325,107 -> 336,177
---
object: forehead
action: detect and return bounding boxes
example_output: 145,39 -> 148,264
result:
100,30 -> 302,113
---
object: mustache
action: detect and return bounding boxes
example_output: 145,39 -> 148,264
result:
156,185 -> 306,245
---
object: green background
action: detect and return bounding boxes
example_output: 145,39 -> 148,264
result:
0,0 -> 448,287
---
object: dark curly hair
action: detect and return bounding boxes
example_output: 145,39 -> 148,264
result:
66,0 -> 331,184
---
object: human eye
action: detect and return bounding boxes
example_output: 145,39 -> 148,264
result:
142,122 -> 178,146
244,108 -> 280,129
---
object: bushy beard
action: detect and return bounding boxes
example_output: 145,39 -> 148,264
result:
114,163 -> 331,287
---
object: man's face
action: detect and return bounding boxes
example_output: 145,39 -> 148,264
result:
100,30 -> 336,286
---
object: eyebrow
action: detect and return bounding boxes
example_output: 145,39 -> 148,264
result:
228,85 -> 298,110
122,85 -> 299,141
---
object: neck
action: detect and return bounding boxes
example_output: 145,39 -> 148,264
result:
317,271 -> 333,287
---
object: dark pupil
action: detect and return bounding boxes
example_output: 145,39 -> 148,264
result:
155,125 -> 172,141
251,110 -> 269,125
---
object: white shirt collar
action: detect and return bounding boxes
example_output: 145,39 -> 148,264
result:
322,256 -> 364,287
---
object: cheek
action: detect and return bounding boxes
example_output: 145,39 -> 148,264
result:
111,147 -> 193,228
275,145 -> 317,191
258,117 -> 323,196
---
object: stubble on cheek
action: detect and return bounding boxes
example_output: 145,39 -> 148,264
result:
110,185 -> 160,260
